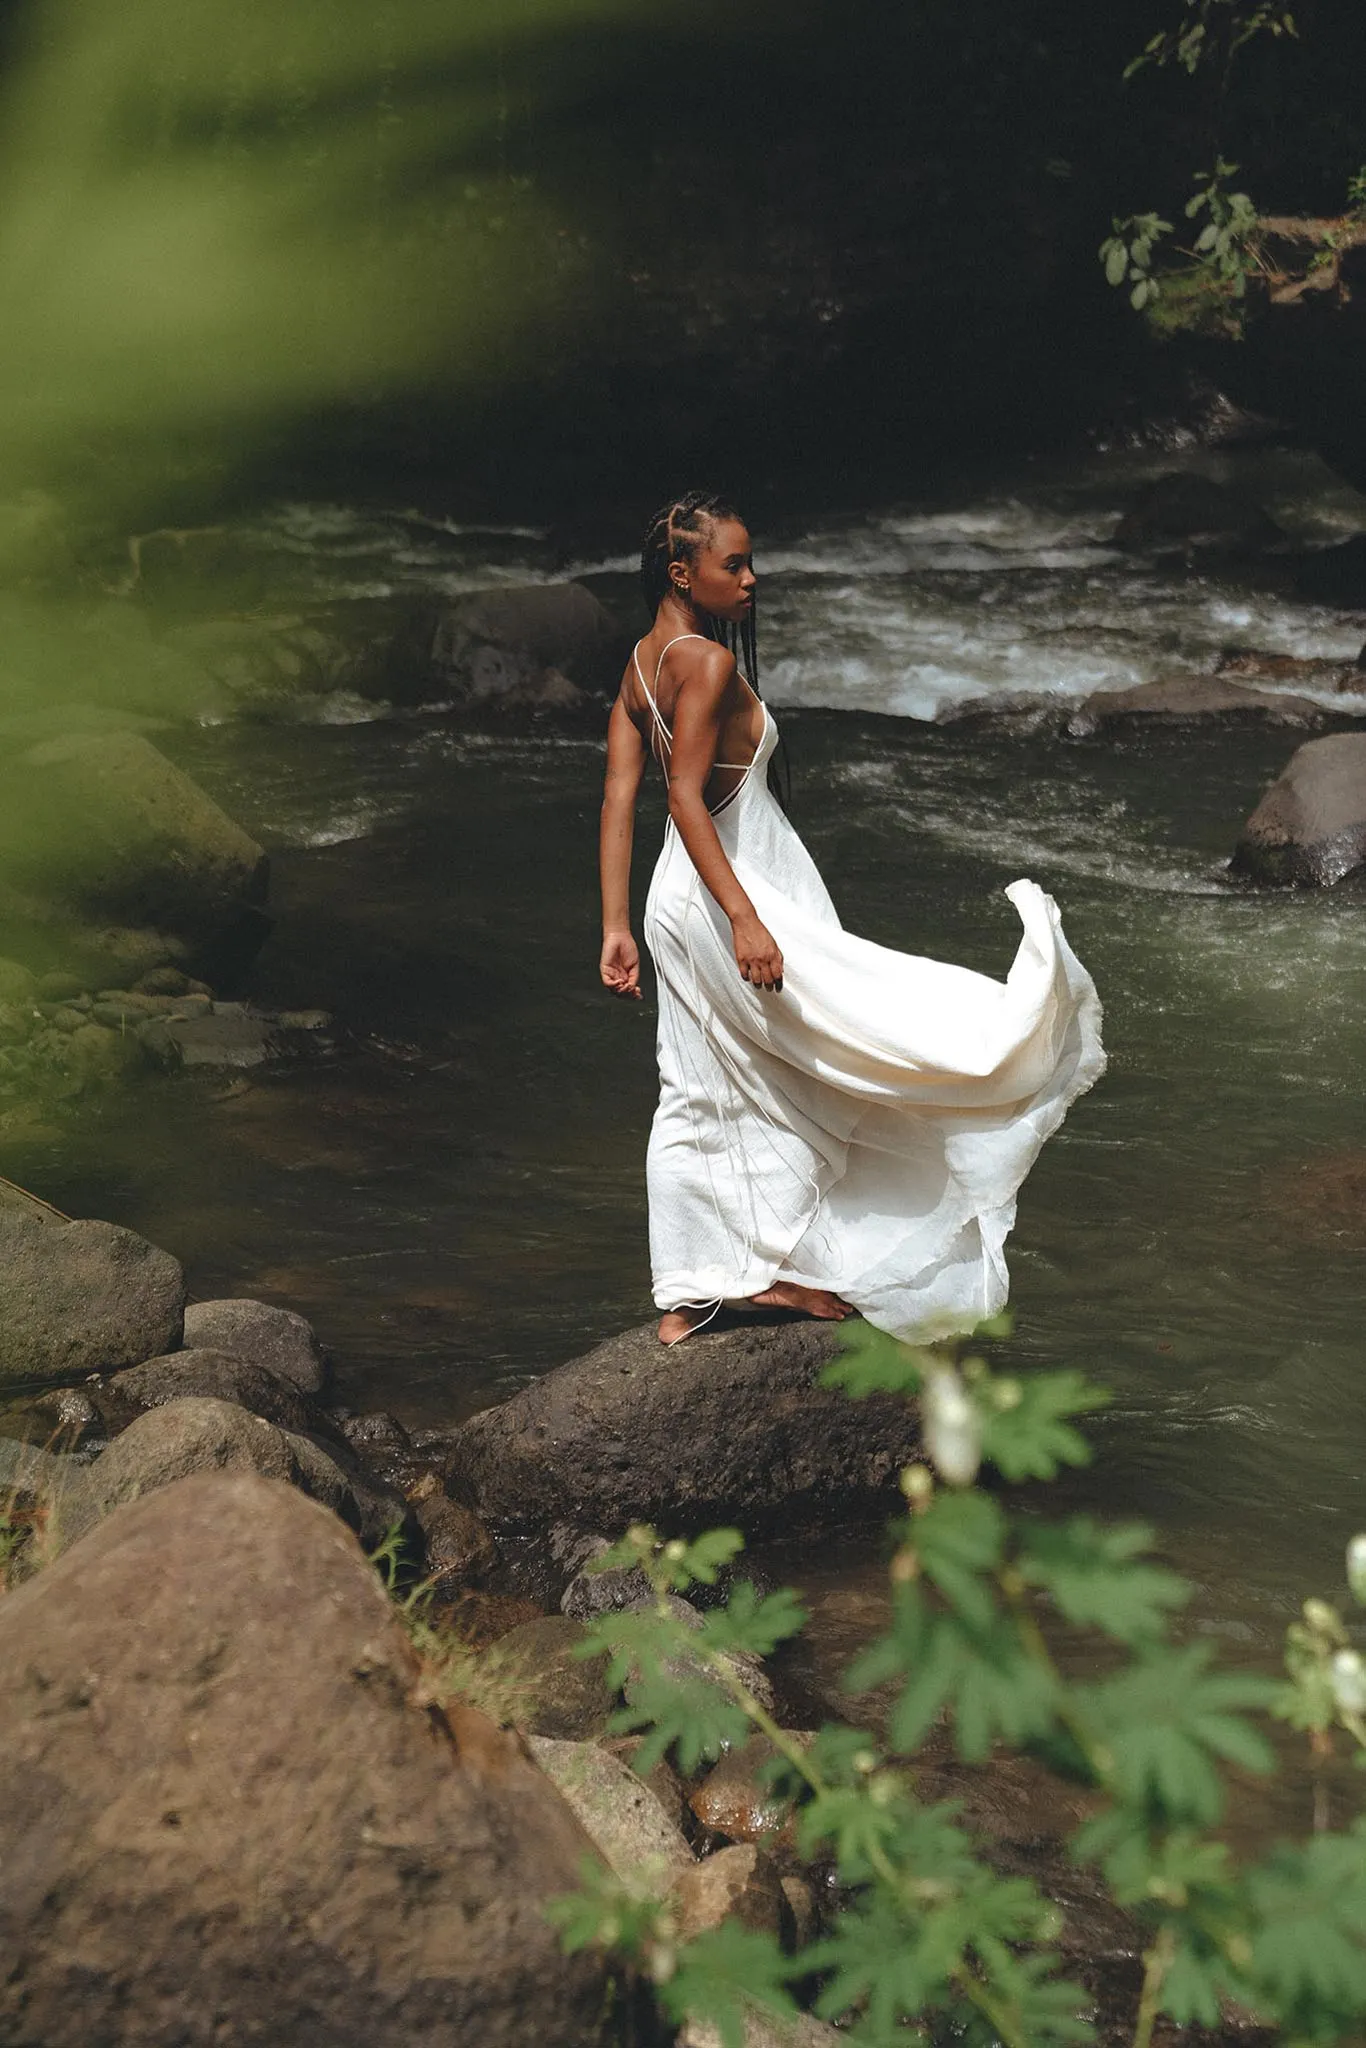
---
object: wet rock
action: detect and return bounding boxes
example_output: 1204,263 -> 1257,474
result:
414,1490 -> 497,1585
0,1471 -> 611,2048
51,1396 -> 402,1551
1068,674 -> 1330,737
445,1318 -> 918,1548
0,732 -> 270,982
24,1385 -> 103,1452
107,1348 -> 318,1435
672,1843 -> 787,1943
1230,733 -> 1366,886
1293,533 -> 1366,606
182,1296 -> 328,1393
1216,647 -> 1366,693
149,1004 -> 275,1068
481,1615 -> 616,1740
0,1208 -> 184,1391
1113,472 -> 1283,555
528,1735 -> 694,1895
561,1542 -> 655,1620
420,582 -> 624,709
934,690 -> 1062,735
339,1409 -> 412,1455
689,1733 -> 814,1852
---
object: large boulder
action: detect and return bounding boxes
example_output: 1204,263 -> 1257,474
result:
0,731 -> 269,981
444,1318 -> 918,1545
182,1295 -> 328,1392
0,1207 -> 184,1391
50,1396 -> 403,1551
410,582 -> 624,709
0,1472 -> 611,2047
1230,733 -> 1366,886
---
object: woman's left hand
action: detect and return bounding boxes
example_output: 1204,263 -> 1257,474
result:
600,931 -> 642,999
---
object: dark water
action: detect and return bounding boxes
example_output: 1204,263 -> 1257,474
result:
10,447 -> 1366,1732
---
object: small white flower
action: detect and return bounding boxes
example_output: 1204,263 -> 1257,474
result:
1347,1534 -> 1366,1607
923,1368 -> 982,1488
1330,1648 -> 1366,1718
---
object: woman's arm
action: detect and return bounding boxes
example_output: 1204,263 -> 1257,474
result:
599,690 -> 646,999
667,649 -> 784,992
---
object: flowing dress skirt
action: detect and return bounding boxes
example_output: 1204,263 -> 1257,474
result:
642,709 -> 1105,1338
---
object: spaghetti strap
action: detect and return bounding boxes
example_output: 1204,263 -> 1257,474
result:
631,635 -> 756,772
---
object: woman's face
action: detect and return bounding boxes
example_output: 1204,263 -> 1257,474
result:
680,517 -> 756,624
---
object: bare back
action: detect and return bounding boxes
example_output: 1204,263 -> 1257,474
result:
619,629 -> 765,812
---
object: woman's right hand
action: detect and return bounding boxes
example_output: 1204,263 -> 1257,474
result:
600,930 -> 642,999
731,913 -> 784,991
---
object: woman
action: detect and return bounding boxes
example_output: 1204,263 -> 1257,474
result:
600,491 -> 1104,1346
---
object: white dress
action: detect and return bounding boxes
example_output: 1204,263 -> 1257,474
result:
638,639 -> 1106,1339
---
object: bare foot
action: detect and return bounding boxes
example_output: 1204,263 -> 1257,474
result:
659,1307 -> 714,1345
748,1281 -> 856,1321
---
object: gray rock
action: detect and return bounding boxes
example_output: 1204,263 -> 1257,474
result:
52,1396 -> 402,1551
107,1348 -> 317,1434
153,1007 -> 274,1067
528,1735 -> 694,1896
0,1208 -> 184,1390
1231,733 -> 1366,886
1068,674 -> 1330,737
182,1297 -> 327,1393
481,1615 -> 616,1740
0,731 -> 270,981
420,582 -> 623,708
0,1471 -> 611,2047
446,1317 -> 917,1543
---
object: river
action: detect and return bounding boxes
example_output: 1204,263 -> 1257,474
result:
12,438 -> 1366,1723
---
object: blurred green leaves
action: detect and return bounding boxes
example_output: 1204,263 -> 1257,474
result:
0,0 -> 628,540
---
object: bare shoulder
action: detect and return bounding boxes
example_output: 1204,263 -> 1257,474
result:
669,637 -> 737,702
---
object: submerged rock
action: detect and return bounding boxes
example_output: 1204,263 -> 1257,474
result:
1113,471 -> 1283,555
445,1317 -> 917,1548
0,1207 -> 184,1391
0,1472 -> 611,2047
1230,733 -> 1366,886
181,1296 -> 328,1393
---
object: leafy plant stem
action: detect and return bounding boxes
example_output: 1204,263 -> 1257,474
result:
1132,1924 -> 1177,2048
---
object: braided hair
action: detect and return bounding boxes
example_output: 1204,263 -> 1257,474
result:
641,491 -> 788,805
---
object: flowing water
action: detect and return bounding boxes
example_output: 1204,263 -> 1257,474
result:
12,441 -> 1366,1748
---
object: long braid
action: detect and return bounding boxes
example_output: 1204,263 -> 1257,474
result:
639,490 -> 789,809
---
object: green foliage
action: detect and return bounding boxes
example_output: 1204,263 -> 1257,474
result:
548,1324 -> 1366,2046
1123,0 -> 1296,80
